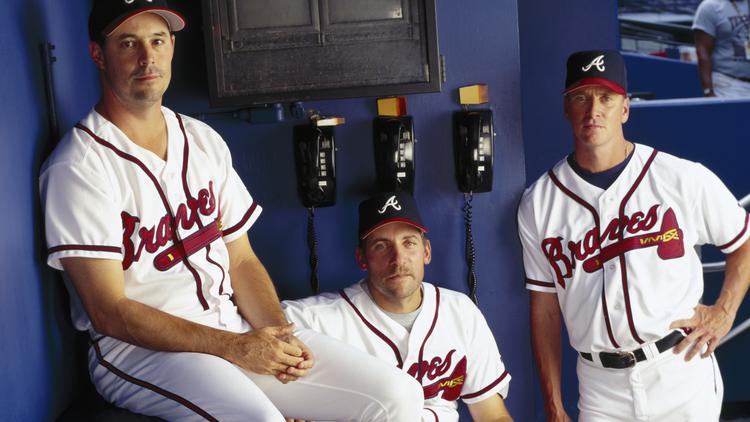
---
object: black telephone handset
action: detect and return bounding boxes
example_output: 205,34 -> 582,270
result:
293,124 -> 336,208
453,109 -> 494,193
373,116 -> 415,193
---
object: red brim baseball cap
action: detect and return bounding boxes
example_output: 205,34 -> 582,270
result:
563,50 -> 627,96
89,0 -> 185,41
564,77 -> 626,96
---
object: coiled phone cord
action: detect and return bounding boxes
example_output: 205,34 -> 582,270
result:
464,192 -> 479,304
307,207 -> 320,294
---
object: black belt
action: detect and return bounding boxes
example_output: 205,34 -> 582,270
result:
580,331 -> 684,369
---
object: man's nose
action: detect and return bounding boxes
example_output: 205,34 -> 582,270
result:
585,97 -> 604,117
389,245 -> 406,264
138,45 -> 155,66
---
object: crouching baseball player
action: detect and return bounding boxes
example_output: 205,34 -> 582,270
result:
518,50 -> 750,421
39,1 -> 423,420
283,192 -> 513,422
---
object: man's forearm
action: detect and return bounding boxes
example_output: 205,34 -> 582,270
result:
62,257 -> 236,358
225,235 -> 288,329
107,296 -> 236,357
530,292 -> 566,416
697,56 -> 713,93
230,255 -> 288,328
694,31 -> 715,94
717,238 -> 750,318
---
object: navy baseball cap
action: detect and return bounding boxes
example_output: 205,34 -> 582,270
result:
358,192 -> 428,240
89,0 -> 185,41
564,50 -> 627,96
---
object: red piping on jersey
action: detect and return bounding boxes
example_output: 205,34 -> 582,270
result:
461,370 -> 509,400
525,278 -> 555,288
339,289 -> 404,368
174,113 -> 227,296
425,408 -> 439,421
204,246 -> 228,296
599,283 -> 620,348
548,170 -> 619,348
548,170 -> 601,228
75,122 -> 210,311
48,244 -> 121,254
91,339 -> 219,421
616,148 -> 658,345
416,287 -> 441,383
222,203 -> 258,237
718,212 -> 749,250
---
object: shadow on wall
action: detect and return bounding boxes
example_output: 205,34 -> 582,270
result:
0,0 -> 102,420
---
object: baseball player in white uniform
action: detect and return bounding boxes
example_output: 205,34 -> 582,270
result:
283,192 -> 513,422
39,1 -> 424,421
518,50 -> 750,421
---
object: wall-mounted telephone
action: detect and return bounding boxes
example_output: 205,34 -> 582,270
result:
453,110 -> 494,193
293,124 -> 336,208
373,116 -> 415,194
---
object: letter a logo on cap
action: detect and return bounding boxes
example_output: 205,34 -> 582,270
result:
378,195 -> 402,214
582,55 -> 606,72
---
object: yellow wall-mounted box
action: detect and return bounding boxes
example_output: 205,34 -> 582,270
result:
459,84 -> 489,105
377,97 -> 407,116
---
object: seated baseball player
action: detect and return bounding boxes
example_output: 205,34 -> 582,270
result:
283,192 -> 513,422
39,1 -> 424,421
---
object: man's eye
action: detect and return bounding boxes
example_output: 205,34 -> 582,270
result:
153,39 -> 165,46
122,40 -> 135,48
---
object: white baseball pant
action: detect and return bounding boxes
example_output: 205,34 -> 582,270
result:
89,328 -> 424,421
577,345 -> 723,421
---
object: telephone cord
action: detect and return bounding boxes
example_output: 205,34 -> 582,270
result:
307,207 -> 320,294
463,193 -> 479,304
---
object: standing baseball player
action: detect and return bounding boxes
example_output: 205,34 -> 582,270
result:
283,192 -> 513,422
518,50 -> 750,421
39,1 -> 424,420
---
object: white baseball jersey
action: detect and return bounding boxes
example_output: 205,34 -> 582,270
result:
39,108 -> 427,422
40,107 -> 261,335
518,143 -> 749,353
283,281 -> 511,422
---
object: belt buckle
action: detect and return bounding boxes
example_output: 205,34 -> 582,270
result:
615,350 -> 636,368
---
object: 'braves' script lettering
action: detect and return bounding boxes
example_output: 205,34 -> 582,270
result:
541,204 -> 660,287
407,350 -> 468,400
122,182 -> 216,269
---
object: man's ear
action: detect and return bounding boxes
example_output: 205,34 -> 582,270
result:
621,96 -> 630,124
423,238 -> 432,265
89,41 -> 105,70
355,247 -> 367,271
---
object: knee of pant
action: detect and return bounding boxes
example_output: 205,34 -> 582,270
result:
212,401 -> 286,422
374,373 -> 424,415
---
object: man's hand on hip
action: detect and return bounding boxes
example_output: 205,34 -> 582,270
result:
670,303 -> 735,360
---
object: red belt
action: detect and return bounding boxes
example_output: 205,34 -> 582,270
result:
154,221 -> 222,271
